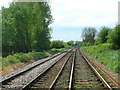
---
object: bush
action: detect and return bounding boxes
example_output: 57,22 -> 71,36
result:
97,27 -> 110,44
50,40 -> 65,49
82,43 -> 118,73
107,25 -> 120,49
2,55 -> 20,66
2,48 -> 66,67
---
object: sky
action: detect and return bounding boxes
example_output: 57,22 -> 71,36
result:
0,0 -> 119,42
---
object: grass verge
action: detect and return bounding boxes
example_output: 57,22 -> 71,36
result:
82,43 -> 119,73
1,48 -> 66,67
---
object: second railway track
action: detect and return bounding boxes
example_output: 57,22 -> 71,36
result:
21,49 -> 74,89
1,49 -> 72,89
1,48 -> 119,90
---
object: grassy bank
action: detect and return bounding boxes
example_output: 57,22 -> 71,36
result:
1,48 -> 66,67
82,43 -> 119,73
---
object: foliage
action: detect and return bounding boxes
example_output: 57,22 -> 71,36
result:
2,2 -> 53,57
82,43 -> 119,73
94,25 -> 119,50
74,41 -> 82,46
82,27 -> 97,45
95,27 -> 111,44
81,42 -> 92,46
2,48 -> 66,67
67,40 -> 75,46
50,40 -> 65,49
107,25 -> 120,49
48,48 -> 66,54
63,42 -> 69,48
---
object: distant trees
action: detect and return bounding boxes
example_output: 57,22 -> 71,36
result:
67,41 -> 75,46
82,27 -> 97,45
75,41 -> 82,47
50,40 -> 64,49
50,40 -> 82,49
2,2 -> 53,57
81,25 -> 120,49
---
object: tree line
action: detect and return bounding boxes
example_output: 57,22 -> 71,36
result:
81,25 -> 120,49
2,2 -> 53,57
50,40 -> 81,49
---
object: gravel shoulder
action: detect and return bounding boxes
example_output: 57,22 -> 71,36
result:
2,52 -> 66,89
27,51 -> 72,89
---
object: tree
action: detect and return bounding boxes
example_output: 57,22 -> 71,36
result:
74,41 -> 82,46
67,41 -> 75,46
107,25 -> 120,49
96,27 -> 110,44
82,27 -> 97,45
2,2 -> 53,57
50,40 -> 64,49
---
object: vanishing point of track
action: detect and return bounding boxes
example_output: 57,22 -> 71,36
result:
1,48 -> 120,90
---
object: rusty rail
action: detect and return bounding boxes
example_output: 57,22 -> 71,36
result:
80,49 -> 120,88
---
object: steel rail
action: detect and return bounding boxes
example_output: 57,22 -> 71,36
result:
1,50 -> 71,84
81,50 -> 120,88
79,50 -> 112,90
68,49 -> 76,90
92,61 -> 120,88
48,51 -> 73,90
21,49 -> 73,90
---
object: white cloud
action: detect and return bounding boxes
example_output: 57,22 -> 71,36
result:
0,0 -> 13,9
51,0 -> 119,27
1,0 -> 119,41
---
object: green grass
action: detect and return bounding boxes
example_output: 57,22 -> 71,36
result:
82,43 -> 119,73
1,48 -> 66,67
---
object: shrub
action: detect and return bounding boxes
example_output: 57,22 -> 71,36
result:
2,48 -> 66,67
107,25 -> 120,49
97,27 -> 110,44
82,43 -> 118,73
50,40 -> 65,49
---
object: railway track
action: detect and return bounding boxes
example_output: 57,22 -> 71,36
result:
72,49 -> 111,89
1,48 -> 119,90
80,49 -> 120,89
1,49 -> 72,89
21,49 -> 74,89
53,49 -> 113,89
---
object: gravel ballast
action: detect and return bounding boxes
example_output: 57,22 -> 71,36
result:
2,52 -> 67,89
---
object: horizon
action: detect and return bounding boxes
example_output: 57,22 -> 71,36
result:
0,0 -> 119,42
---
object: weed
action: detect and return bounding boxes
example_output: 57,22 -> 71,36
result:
2,48 -> 66,67
82,43 -> 118,73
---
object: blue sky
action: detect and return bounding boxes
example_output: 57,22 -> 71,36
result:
0,0 -> 119,42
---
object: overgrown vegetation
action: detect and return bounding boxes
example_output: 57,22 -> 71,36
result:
50,40 -> 65,49
107,25 -> 120,49
82,25 -> 120,49
82,43 -> 119,73
2,2 -> 53,57
81,25 -> 119,73
95,27 -> 110,44
1,48 -> 66,67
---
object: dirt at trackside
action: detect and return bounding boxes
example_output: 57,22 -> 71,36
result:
1,59 -> 35,75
